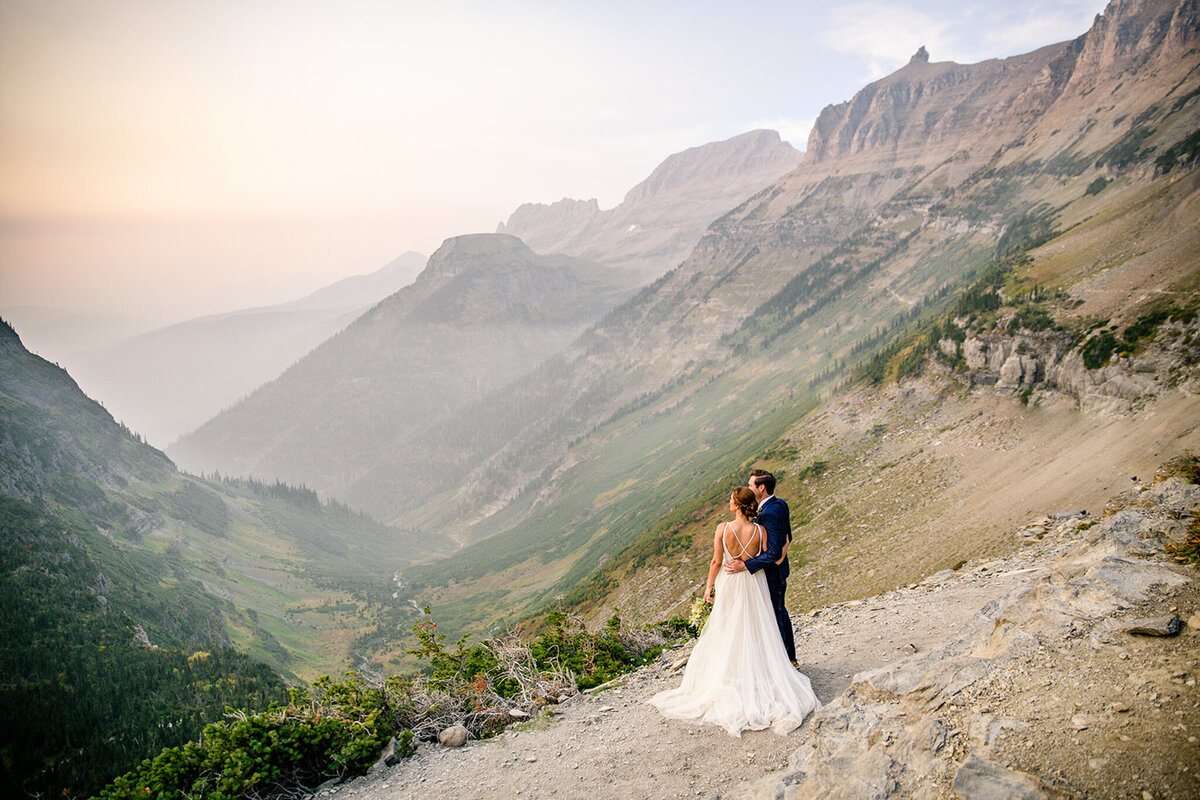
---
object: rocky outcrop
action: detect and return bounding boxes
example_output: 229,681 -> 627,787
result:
496,199 -> 601,258
944,316 -> 1200,414
804,45 -> 1067,169
496,130 -> 801,280
741,477 -> 1199,799
1062,0 -> 1200,96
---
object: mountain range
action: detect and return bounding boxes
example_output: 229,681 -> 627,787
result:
344,0 -> 1200,647
127,0 -> 1193,661
168,130 -> 807,513
23,250 -> 428,449
168,235 -> 638,507
496,129 -> 802,279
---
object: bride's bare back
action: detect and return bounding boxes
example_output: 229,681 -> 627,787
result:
721,521 -> 763,561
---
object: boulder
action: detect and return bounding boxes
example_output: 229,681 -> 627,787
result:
952,755 -> 1055,799
438,724 -> 469,747
370,736 -> 404,772
1119,614 -> 1183,636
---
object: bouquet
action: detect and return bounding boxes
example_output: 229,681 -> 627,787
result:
687,589 -> 713,634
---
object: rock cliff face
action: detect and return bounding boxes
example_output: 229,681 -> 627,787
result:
944,315 -> 1200,415
805,43 -> 1068,170
805,0 -> 1199,177
496,130 -> 802,279
496,198 -> 600,257
1064,0 -> 1200,92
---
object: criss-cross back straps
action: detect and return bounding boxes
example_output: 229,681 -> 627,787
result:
723,522 -> 763,560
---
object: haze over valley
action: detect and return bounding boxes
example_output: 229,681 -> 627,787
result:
3,1 -> 1199,798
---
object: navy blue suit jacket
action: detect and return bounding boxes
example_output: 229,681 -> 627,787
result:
743,496 -> 790,585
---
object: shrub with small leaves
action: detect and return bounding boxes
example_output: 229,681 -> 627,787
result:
1081,330 -> 1120,369
95,675 -> 396,800
1166,511 -> 1200,566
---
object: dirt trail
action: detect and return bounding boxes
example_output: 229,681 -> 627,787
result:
328,543 -> 1062,800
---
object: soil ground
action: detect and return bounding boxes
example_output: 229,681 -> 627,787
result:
321,536 -> 1200,800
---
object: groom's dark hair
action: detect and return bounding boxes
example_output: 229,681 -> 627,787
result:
749,469 -> 775,495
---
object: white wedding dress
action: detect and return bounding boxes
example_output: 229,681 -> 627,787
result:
649,523 -> 820,737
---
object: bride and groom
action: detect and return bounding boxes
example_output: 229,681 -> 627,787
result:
649,469 -> 819,736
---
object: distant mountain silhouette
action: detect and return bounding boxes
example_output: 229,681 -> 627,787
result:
60,251 -> 426,447
169,235 -> 634,507
497,129 -> 801,280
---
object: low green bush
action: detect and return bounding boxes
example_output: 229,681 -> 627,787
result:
1007,305 -> 1057,334
95,675 -> 396,800
1081,331 -> 1120,369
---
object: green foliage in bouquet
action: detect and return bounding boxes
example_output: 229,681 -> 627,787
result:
687,590 -> 714,635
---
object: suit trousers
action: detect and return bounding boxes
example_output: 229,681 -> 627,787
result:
768,580 -> 796,663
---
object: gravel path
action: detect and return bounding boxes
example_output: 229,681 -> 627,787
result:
325,542 -> 1065,800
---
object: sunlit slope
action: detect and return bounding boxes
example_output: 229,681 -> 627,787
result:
373,0 -> 1200,647
554,169 -> 1200,629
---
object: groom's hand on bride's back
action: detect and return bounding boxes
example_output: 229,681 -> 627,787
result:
725,559 -> 747,574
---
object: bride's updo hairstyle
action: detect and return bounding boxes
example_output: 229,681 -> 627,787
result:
732,486 -> 759,520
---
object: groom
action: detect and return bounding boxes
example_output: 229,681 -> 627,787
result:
726,469 -> 796,664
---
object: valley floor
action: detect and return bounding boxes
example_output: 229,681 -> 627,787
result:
322,497 -> 1200,800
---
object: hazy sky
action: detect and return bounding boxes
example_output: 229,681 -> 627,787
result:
1,0 -> 1106,328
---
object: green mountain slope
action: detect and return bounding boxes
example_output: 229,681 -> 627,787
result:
0,496 -> 289,799
0,319 -> 458,796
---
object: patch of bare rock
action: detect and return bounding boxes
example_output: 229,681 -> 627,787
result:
325,478 -> 1199,800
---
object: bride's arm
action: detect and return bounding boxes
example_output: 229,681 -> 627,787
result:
704,525 -> 724,602
775,536 -> 790,565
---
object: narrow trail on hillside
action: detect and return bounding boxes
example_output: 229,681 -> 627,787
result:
328,543 -> 1060,800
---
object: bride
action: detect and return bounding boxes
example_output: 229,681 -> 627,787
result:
648,487 -> 820,737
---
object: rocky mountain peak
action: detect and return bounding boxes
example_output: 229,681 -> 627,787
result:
495,199 -> 601,247
493,130 -> 801,279
804,44 -> 1067,168
417,233 -> 538,282
803,0 -> 1194,169
618,129 -> 798,206
1061,0 -> 1199,94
